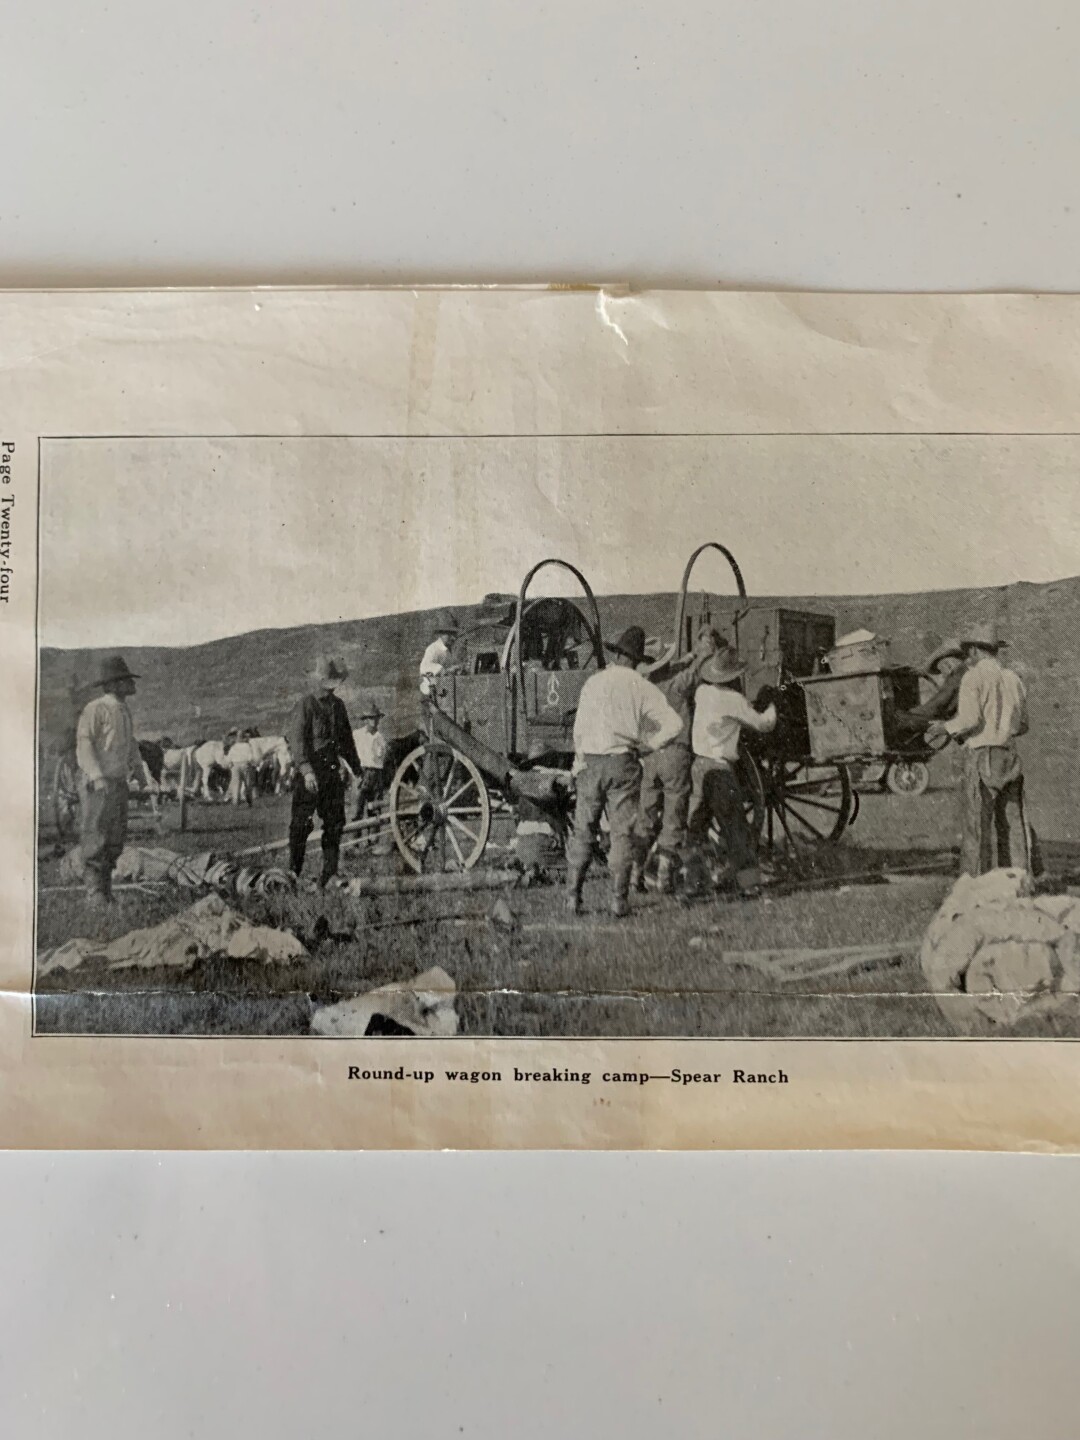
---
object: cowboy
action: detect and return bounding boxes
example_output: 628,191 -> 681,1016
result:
351,702 -> 388,821
74,655 -> 153,904
286,655 -> 364,885
928,622 -> 1031,875
419,611 -> 462,701
896,637 -> 967,734
565,625 -> 682,918
630,624 -> 726,894
683,651 -> 777,900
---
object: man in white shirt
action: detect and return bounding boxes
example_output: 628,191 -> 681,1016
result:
929,622 -> 1031,875
352,703 -> 388,820
75,654 -> 147,903
566,626 -> 683,918
683,652 -> 777,899
419,612 -> 461,701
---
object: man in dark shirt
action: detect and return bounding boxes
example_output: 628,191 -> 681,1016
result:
895,638 -> 966,734
286,655 -> 364,885
631,624 -> 724,893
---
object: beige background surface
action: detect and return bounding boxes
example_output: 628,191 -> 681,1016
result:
6,3 -> 1080,1435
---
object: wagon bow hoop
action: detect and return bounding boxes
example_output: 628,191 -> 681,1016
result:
513,557 -> 605,699
673,541 -> 748,655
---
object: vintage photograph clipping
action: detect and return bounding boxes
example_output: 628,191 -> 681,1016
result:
2,287 -> 1080,1148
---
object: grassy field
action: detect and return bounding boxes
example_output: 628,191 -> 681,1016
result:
36,781 -> 1080,1040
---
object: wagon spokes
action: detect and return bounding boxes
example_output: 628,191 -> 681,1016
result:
758,758 -> 853,847
388,741 -> 492,874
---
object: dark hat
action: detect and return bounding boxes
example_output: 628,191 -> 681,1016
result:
310,654 -> 349,684
96,655 -> 139,686
434,610 -> 460,635
476,594 -> 517,627
698,652 -> 748,685
605,626 -> 648,665
356,702 -> 385,721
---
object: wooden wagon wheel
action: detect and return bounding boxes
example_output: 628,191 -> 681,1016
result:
759,757 -> 853,847
51,753 -> 80,843
389,741 -> 492,873
885,758 -> 930,797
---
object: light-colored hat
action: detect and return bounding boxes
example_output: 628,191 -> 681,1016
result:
921,637 -> 964,675
960,622 -> 1006,651
698,652 -> 748,685
311,654 -> 349,684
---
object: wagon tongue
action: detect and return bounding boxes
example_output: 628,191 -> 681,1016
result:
509,768 -> 571,804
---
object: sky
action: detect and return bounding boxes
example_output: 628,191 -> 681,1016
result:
39,433 -> 1080,649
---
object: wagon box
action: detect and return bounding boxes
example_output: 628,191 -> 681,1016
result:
800,667 -> 922,764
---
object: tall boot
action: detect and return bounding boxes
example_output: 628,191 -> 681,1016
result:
84,866 -> 109,908
628,836 -> 649,894
289,827 -> 308,877
655,851 -> 677,896
566,861 -> 588,916
679,848 -> 708,905
610,863 -> 631,919
319,841 -> 341,888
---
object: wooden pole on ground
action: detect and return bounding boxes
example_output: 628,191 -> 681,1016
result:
343,869 -> 518,897
234,811 -> 386,858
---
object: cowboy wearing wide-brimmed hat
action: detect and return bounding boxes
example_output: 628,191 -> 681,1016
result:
681,649 -> 777,901
603,625 -> 649,665
958,621 -> 1007,654
420,610 -> 462,701
285,654 -> 364,885
74,654 -> 151,904
696,651 -> 749,686
475,593 -> 517,628
630,625 -> 730,895
565,624 -> 683,918
919,636 -> 965,679
930,620 -> 1032,876
351,699 -> 388,821
896,636 -> 967,737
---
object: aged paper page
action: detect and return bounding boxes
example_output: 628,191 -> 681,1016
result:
2,286 -> 1079,1149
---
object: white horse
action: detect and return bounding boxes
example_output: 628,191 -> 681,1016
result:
192,740 -> 232,800
160,743 -> 198,796
252,735 -> 293,793
224,738 -> 257,806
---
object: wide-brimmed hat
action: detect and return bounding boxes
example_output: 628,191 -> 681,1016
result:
311,654 -> 349,684
960,622 -> 1006,651
605,625 -> 647,665
433,610 -> 460,636
355,702 -> 385,721
96,655 -> 140,686
921,637 -> 964,675
698,652 -> 748,685
476,593 -> 517,627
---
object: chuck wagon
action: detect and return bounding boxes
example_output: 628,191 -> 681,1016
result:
385,558 -> 606,872
669,542 -> 942,850
378,541 -> 944,871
